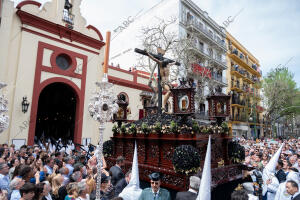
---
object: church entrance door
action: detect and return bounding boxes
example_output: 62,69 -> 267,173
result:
34,82 -> 77,143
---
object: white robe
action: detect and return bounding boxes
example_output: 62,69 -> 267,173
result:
274,171 -> 299,200
248,194 -> 259,200
262,173 -> 279,200
274,182 -> 291,200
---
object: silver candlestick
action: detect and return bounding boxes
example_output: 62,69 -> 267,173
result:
89,74 -> 118,200
0,82 -> 9,134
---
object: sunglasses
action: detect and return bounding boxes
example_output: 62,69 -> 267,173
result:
151,181 -> 159,185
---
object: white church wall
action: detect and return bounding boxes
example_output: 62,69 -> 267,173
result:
0,0 -> 105,145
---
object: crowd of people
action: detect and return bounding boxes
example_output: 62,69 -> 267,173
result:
3,137 -> 300,200
0,142 -> 131,200
0,141 -> 180,200
234,137 -> 300,200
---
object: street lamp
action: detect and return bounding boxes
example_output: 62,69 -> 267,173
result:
88,32 -> 119,200
248,104 -> 257,139
21,97 -> 30,113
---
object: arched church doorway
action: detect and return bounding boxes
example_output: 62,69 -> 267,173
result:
35,82 -> 77,143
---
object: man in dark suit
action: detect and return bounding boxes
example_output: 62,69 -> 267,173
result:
115,170 -> 131,196
275,160 -> 287,183
175,176 -> 201,200
109,156 -> 125,186
286,180 -> 300,200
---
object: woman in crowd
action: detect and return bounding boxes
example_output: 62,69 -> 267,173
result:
34,182 -> 48,200
11,164 -> 24,180
43,181 -> 53,200
52,174 -> 64,200
9,158 -> 20,180
65,183 -> 78,200
76,182 -> 89,200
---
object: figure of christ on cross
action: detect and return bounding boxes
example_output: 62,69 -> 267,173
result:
134,47 -> 180,113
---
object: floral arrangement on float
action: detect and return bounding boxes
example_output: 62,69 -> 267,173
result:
103,139 -> 114,157
172,145 -> 201,175
112,121 -> 230,135
228,140 -> 245,164
111,113 -> 230,136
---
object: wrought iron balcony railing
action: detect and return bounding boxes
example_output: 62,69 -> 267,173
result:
230,115 -> 247,122
212,73 -> 227,85
184,19 -> 226,49
232,98 -> 245,106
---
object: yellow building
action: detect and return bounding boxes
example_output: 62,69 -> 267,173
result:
226,32 -> 264,138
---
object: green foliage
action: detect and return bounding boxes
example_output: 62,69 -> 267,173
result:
129,124 -> 137,134
170,120 -> 178,133
112,124 -> 119,134
103,140 -> 114,157
228,141 -> 245,164
192,120 -> 199,133
141,123 -> 150,134
263,67 -> 300,120
120,124 -> 126,133
154,122 -> 162,133
221,122 -> 229,132
172,145 -> 201,175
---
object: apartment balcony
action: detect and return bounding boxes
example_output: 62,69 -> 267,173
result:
212,56 -> 227,70
231,83 -> 243,93
212,73 -> 227,86
188,40 -> 227,70
230,66 -> 243,79
231,66 -> 256,85
231,98 -> 246,107
188,43 -> 210,60
184,20 -> 227,52
228,50 -> 261,77
230,115 -> 247,123
244,77 -> 254,84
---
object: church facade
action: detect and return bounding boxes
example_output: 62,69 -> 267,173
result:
0,0 -> 150,146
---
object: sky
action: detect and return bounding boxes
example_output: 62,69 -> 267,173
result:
13,0 -> 300,87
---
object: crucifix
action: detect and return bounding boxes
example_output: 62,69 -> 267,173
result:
134,47 -> 180,114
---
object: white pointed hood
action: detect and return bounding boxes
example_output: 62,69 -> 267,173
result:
262,143 -> 284,196
264,144 -> 284,174
49,143 -> 54,153
286,171 -> 299,184
197,135 -> 211,200
119,141 -> 142,200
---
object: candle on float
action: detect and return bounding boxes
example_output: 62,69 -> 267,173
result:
103,31 -> 111,74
